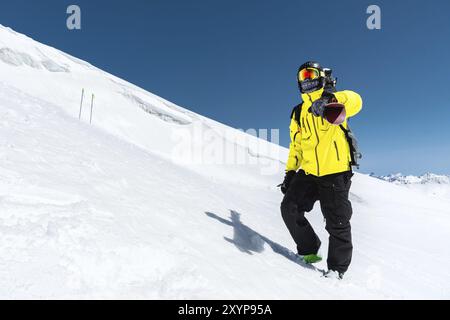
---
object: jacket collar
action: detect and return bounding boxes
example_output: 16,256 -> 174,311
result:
301,88 -> 324,103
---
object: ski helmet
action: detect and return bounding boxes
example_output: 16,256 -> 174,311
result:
297,61 -> 326,94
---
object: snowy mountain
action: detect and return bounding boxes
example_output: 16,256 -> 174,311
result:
378,173 -> 450,185
376,173 -> 450,200
0,24 -> 449,299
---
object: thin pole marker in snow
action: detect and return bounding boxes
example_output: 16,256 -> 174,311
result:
78,88 -> 84,120
90,93 -> 95,124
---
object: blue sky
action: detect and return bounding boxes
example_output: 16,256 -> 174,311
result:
1,0 -> 449,175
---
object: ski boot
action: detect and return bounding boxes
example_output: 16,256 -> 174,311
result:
322,270 -> 344,280
301,254 -> 323,264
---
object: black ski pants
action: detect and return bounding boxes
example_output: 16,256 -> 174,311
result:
280,170 -> 354,273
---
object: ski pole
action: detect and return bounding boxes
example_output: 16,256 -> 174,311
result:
78,88 -> 84,120
89,93 -> 95,124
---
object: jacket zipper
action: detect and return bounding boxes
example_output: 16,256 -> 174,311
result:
334,141 -> 340,161
306,118 -> 312,133
311,114 -> 320,176
306,93 -> 321,176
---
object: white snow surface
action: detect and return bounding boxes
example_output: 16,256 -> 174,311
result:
0,25 -> 449,299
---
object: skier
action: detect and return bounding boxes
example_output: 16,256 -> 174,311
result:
279,61 -> 362,279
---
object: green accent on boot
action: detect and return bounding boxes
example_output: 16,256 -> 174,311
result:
302,254 -> 322,264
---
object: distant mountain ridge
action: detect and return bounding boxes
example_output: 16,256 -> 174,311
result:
375,173 -> 450,185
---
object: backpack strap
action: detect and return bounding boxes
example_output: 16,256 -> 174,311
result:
290,103 -> 303,125
339,124 -> 360,168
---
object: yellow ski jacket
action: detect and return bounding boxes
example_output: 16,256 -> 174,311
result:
286,88 -> 362,177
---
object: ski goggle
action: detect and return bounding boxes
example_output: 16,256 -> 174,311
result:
298,68 -> 321,82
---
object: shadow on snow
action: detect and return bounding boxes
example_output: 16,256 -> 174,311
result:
205,210 -> 324,273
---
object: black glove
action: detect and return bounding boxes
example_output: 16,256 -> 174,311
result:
310,97 -> 327,117
309,92 -> 336,117
279,171 -> 296,195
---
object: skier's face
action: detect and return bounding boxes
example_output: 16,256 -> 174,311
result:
298,67 -> 324,94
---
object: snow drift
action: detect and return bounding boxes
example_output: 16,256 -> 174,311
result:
0,24 -> 449,299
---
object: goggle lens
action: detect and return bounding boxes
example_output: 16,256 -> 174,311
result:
298,68 -> 320,81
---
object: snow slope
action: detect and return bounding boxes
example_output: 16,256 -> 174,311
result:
0,25 -> 449,299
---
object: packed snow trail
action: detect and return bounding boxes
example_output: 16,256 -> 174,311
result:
0,25 -> 449,299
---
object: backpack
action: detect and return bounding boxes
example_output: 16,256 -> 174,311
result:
291,103 -> 362,169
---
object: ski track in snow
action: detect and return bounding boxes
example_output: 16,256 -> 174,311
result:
0,24 -> 449,299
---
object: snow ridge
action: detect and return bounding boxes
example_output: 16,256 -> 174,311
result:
377,173 -> 450,185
